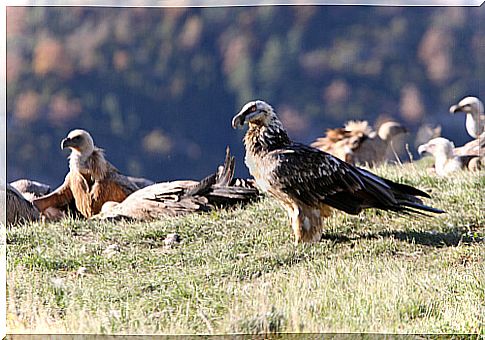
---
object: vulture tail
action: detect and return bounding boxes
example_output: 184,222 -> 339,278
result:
354,167 -> 445,215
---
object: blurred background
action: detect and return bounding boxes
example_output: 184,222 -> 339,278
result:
6,6 -> 483,185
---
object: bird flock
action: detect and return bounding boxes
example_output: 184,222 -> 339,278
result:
5,96 -> 483,244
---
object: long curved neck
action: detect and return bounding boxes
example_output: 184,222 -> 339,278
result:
69,147 -> 109,180
465,113 -> 482,138
244,118 -> 292,155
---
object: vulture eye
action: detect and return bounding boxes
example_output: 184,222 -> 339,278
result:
250,105 -> 257,112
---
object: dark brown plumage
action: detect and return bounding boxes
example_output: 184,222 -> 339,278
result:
96,148 -> 259,221
232,100 -> 444,244
33,129 -> 140,218
6,183 -> 40,226
10,179 -> 51,202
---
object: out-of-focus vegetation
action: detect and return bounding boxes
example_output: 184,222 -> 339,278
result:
6,6 -> 483,185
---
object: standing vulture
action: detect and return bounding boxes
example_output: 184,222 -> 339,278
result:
311,120 -> 407,166
232,100 -> 444,244
449,96 -> 484,139
33,129 -> 141,218
96,148 -> 259,221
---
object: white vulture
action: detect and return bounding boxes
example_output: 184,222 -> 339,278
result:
232,100 -> 444,244
418,137 -> 482,176
449,96 -> 485,139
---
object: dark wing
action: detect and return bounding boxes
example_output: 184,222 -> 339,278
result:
96,147 -> 259,221
7,184 -> 40,225
105,162 -> 141,195
267,143 -> 443,215
10,179 -> 51,198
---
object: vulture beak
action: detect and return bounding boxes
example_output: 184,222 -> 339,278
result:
232,111 -> 247,129
449,105 -> 460,114
61,137 -> 75,150
417,144 -> 428,156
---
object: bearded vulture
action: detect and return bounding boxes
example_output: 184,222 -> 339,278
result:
96,147 -> 259,221
311,120 -> 407,166
33,129 -> 141,218
232,100 -> 444,244
418,137 -> 482,176
450,96 -> 485,139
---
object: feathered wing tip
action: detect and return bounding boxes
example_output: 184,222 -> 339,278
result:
183,146 -> 234,197
183,146 -> 259,202
355,168 -> 445,215
210,146 -> 259,201
215,146 -> 236,187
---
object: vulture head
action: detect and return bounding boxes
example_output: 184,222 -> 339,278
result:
61,129 -> 95,156
449,97 -> 484,117
232,100 -> 278,129
418,137 -> 454,159
377,121 -> 408,142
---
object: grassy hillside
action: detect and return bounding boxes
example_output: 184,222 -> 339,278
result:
6,162 -> 484,334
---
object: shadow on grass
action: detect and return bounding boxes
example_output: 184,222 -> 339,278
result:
321,227 -> 484,247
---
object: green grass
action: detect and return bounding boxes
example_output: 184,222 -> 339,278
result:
6,162 -> 485,334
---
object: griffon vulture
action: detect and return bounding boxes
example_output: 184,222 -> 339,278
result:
449,96 -> 484,139
418,137 -> 482,176
33,129 -> 140,218
311,120 -> 407,166
96,148 -> 259,221
232,100 -> 444,244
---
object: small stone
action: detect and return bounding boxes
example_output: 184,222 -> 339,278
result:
109,309 -> 121,320
103,244 -> 121,258
50,277 -> 65,289
163,233 -> 181,247
76,266 -> 88,277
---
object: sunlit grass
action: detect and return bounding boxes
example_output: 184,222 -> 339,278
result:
6,161 -> 484,334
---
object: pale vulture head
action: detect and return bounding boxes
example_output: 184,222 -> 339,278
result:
61,129 -> 95,156
377,121 -> 408,141
449,97 -> 484,117
232,100 -> 278,129
418,137 -> 455,159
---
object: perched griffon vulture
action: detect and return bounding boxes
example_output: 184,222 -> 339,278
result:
232,100 -> 444,244
311,121 -> 371,163
311,120 -> 407,166
418,137 -> 482,176
449,96 -> 485,139
96,148 -> 259,221
33,129 -> 140,218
